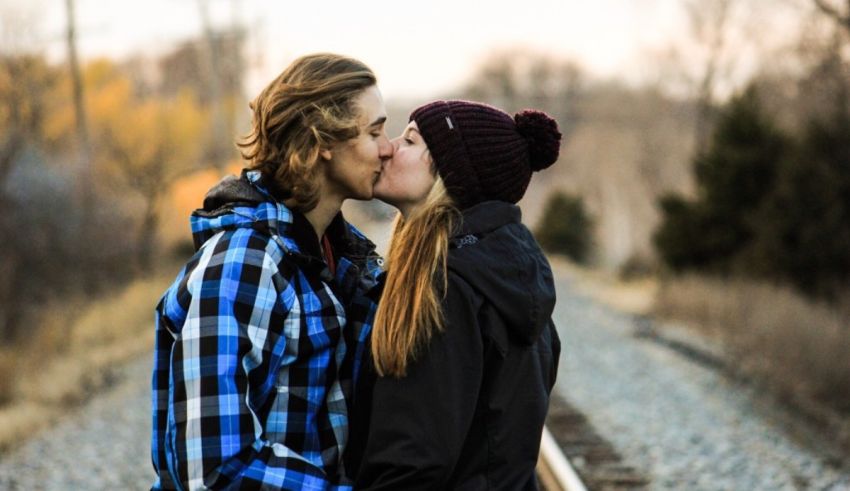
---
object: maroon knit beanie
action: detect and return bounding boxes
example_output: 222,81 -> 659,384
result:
410,100 -> 561,209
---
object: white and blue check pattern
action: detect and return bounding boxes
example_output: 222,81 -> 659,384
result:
152,173 -> 381,490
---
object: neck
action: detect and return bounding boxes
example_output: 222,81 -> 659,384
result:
301,194 -> 343,240
397,204 -> 413,219
396,199 -> 426,220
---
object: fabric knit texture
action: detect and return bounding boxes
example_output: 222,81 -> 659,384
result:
410,100 -> 562,209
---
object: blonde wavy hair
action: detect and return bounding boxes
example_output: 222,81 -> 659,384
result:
371,177 -> 461,377
237,53 -> 376,211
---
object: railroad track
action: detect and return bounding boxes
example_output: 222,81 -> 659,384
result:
537,425 -> 588,491
538,395 -> 649,491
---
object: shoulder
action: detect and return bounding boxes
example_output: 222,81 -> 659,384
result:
183,227 -> 299,295
445,270 -> 476,296
442,271 -> 484,320
202,228 -> 288,270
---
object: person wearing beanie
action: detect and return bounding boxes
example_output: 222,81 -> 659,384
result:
348,100 -> 562,490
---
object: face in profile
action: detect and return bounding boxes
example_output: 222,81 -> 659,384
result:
323,85 -> 393,201
373,121 -> 437,213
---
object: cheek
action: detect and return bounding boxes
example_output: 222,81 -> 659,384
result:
380,167 -> 405,193
363,139 -> 380,159
352,146 -> 368,168
414,175 -> 434,199
400,164 -> 433,199
348,138 -> 374,167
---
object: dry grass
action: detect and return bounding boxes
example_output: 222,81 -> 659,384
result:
0,350 -> 16,406
0,272 -> 173,453
654,275 -> 850,445
554,259 -> 850,450
549,256 -> 658,316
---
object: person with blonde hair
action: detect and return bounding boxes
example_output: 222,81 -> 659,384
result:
349,100 -> 563,489
151,53 -> 391,490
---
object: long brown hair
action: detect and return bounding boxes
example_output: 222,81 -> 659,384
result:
237,53 -> 376,211
371,178 -> 460,377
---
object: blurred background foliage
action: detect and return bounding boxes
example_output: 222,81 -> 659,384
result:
0,0 -> 848,443
0,1 -> 847,319
0,18 -> 247,341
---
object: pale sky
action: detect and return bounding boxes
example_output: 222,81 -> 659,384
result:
20,0 -> 806,100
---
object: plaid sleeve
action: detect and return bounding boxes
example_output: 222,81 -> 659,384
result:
161,228 -> 330,490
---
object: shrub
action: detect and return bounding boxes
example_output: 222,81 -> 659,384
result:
535,191 -> 593,263
654,275 -> 850,421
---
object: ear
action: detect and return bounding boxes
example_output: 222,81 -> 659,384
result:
320,148 -> 332,161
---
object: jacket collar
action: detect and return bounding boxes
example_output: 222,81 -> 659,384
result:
455,200 -> 522,238
289,209 -> 373,261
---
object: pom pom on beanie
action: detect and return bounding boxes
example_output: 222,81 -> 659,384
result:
515,110 -> 561,171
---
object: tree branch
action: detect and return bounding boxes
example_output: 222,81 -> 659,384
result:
813,0 -> 850,32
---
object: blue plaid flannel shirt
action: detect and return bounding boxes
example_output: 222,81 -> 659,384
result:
152,171 -> 382,490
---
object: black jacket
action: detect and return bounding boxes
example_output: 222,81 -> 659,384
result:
350,201 -> 561,490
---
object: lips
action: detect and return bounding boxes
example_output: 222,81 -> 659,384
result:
374,162 -> 386,182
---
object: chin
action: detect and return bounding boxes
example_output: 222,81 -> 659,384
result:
373,193 -> 399,209
347,184 -> 373,201
372,188 -> 391,203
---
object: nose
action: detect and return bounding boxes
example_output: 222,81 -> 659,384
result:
379,135 -> 394,160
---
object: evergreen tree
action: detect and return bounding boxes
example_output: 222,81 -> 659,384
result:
653,195 -> 712,271
654,86 -> 790,273
750,93 -> 850,297
535,191 -> 593,263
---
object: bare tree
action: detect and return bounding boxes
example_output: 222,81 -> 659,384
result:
0,3 -> 43,188
196,0 -> 231,167
0,58 -> 47,191
683,0 -> 735,153
93,84 -> 207,270
64,0 -> 96,235
461,49 -> 583,135
463,54 -> 519,111
105,137 -> 168,270
812,0 -> 850,33
0,3 -> 55,339
0,56 -> 43,339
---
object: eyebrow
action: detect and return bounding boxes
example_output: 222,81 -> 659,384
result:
404,127 -> 420,137
368,116 -> 387,127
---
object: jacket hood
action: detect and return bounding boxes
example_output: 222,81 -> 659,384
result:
189,171 -> 379,276
446,201 -> 556,345
190,170 -> 289,251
